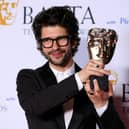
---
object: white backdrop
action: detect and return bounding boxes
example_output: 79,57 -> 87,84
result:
0,0 -> 129,129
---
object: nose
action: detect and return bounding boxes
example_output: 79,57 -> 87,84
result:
52,40 -> 59,49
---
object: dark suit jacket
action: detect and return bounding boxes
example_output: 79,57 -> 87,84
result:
16,62 -> 125,129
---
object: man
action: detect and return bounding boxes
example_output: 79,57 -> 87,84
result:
16,6 -> 125,129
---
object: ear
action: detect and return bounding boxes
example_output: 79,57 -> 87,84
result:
71,41 -> 77,48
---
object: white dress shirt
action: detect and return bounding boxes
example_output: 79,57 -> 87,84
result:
50,63 -> 108,129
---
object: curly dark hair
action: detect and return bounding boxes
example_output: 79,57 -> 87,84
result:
32,6 -> 80,56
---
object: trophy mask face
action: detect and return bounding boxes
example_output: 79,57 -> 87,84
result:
0,0 -> 19,25
87,28 -> 118,64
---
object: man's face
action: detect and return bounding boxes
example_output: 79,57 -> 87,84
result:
41,26 -> 73,66
0,0 -> 18,25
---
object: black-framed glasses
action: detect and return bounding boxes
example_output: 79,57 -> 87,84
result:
39,35 -> 71,48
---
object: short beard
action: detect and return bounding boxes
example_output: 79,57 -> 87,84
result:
41,49 -> 72,67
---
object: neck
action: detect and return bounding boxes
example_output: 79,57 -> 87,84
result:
49,59 -> 74,72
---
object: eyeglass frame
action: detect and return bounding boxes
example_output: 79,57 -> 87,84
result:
39,35 -> 71,48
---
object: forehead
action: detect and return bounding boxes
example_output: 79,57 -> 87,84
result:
41,26 -> 68,38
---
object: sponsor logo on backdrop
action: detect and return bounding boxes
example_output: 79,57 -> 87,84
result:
23,6 -> 95,25
0,0 -> 19,25
107,17 -> 129,25
122,83 -> 129,102
22,6 -> 129,36
0,97 -> 16,112
22,6 -> 96,36
0,1 -> 129,27
121,83 -> 129,114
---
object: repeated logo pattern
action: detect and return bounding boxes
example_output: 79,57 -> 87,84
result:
0,0 -> 19,25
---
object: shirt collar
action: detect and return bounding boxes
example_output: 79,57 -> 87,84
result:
49,63 -> 75,81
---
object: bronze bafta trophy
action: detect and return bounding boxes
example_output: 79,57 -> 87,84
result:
87,27 -> 118,91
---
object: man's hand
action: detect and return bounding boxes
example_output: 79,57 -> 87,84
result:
84,79 -> 113,108
77,60 -> 110,83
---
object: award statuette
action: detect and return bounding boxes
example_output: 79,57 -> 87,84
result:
87,28 -> 118,91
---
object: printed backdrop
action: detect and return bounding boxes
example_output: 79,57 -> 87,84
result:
0,0 -> 129,129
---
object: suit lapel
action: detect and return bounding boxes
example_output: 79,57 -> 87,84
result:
55,106 -> 66,129
37,62 -> 57,86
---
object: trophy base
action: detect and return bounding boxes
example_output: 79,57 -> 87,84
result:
89,75 -> 109,92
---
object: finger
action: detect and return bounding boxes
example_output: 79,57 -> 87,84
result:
89,60 -> 111,75
97,69 -> 111,75
108,82 -> 113,96
85,81 -> 94,95
93,79 -> 101,95
87,61 -> 111,76
89,60 -> 104,69
85,81 -> 91,92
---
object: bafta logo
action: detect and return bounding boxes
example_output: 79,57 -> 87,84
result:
0,0 -> 19,25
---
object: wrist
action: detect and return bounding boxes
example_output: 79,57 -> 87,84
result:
95,100 -> 109,116
77,71 -> 87,83
94,100 -> 108,108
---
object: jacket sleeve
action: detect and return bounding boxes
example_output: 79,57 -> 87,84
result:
16,69 -> 79,116
95,98 -> 125,129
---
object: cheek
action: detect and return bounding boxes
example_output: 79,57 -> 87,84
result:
42,48 -> 49,54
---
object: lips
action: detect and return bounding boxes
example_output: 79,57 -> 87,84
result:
50,51 -> 64,58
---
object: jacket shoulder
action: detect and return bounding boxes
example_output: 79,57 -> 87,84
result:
17,68 -> 35,78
